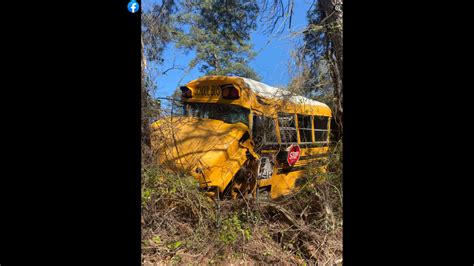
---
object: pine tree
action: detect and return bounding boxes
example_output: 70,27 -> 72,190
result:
175,0 -> 260,80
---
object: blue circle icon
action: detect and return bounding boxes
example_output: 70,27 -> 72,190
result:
128,1 -> 140,13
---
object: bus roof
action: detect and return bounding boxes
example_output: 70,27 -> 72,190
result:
240,77 -> 330,109
186,75 -> 331,116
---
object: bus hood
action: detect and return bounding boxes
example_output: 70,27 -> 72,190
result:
150,117 -> 251,187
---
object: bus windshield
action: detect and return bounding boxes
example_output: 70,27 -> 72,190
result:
184,103 -> 250,126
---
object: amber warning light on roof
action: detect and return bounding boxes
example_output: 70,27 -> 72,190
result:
221,84 -> 239,99
180,86 -> 193,98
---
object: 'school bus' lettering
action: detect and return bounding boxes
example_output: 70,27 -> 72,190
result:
195,85 -> 221,96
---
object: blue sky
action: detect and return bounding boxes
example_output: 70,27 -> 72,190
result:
143,0 -> 313,98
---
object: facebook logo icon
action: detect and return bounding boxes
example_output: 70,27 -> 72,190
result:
127,0 -> 139,13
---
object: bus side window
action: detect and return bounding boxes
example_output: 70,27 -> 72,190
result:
314,116 -> 329,145
297,114 -> 313,144
252,115 -> 277,147
278,113 -> 298,144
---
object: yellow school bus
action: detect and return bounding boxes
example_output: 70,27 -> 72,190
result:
150,75 -> 331,199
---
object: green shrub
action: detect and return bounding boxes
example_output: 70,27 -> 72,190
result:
219,212 -> 252,245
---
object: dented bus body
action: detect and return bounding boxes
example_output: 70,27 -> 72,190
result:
150,76 -> 331,199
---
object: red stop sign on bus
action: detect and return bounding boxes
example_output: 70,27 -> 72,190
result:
287,145 -> 301,166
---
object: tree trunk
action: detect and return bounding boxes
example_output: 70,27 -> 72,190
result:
320,0 -> 343,134
141,36 -> 152,160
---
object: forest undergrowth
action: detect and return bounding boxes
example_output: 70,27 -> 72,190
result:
141,141 -> 343,265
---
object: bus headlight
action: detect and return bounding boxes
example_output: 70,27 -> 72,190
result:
195,167 -> 203,174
